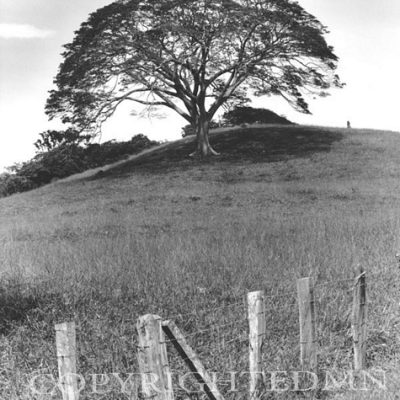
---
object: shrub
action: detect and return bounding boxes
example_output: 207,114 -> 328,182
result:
17,145 -> 87,186
181,121 -> 220,137
0,135 -> 159,198
222,106 -> 293,126
0,174 -> 36,197
84,134 -> 155,167
181,107 -> 292,137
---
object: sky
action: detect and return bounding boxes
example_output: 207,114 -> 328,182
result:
1,0 -> 400,172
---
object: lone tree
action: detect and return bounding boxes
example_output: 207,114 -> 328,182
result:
46,0 -> 343,157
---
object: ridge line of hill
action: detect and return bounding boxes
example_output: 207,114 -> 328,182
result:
56,123 -> 395,184
55,124 -> 315,183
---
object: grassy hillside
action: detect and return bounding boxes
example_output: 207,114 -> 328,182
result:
0,125 -> 399,399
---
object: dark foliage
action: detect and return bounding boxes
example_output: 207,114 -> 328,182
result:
181,107 -> 292,137
0,174 -> 36,197
181,121 -> 221,137
222,107 -> 293,126
0,135 -> 158,198
34,128 -> 92,152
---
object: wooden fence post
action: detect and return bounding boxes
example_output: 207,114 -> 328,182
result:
55,321 -> 79,400
297,278 -> 317,370
247,290 -> 265,399
137,314 -> 174,400
352,267 -> 367,370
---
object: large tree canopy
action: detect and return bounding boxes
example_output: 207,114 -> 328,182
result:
46,0 -> 343,156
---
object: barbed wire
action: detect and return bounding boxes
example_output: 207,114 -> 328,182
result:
1,263 -> 397,298
162,316 -> 248,345
1,253 -> 398,400
317,325 -> 352,335
2,261 -> 398,366
164,299 -> 246,323
255,303 -> 298,319
164,334 -> 249,365
313,277 -> 354,288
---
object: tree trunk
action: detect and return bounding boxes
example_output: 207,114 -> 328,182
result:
190,118 -> 219,157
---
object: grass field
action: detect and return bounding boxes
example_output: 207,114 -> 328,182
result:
0,125 -> 399,399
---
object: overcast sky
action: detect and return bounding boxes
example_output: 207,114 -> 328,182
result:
1,0 -> 400,171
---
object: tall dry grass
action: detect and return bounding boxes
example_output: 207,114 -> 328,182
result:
0,126 -> 399,399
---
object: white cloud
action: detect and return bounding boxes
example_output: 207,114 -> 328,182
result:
0,23 -> 54,39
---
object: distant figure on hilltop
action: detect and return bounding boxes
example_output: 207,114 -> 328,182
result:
347,120 -> 351,129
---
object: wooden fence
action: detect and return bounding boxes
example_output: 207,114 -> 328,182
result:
53,268 -> 368,400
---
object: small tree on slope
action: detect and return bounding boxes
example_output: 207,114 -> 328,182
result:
46,0 -> 343,157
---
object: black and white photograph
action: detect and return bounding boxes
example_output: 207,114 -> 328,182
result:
0,0 -> 399,398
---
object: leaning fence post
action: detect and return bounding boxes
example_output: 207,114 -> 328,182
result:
137,314 -> 174,400
162,320 -> 225,400
55,321 -> 79,400
297,277 -> 317,370
247,290 -> 266,399
352,266 -> 367,370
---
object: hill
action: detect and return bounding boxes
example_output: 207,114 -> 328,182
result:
0,125 -> 399,399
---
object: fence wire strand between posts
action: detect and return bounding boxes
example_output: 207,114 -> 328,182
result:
2,259 -> 400,400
